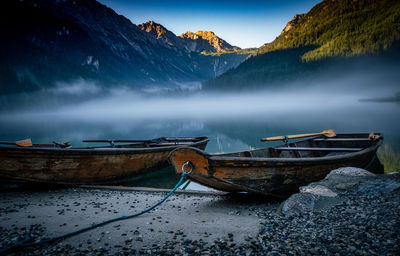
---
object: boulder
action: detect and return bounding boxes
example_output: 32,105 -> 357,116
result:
356,180 -> 400,194
281,193 -> 317,217
280,167 -> 400,216
319,167 -> 375,191
325,167 -> 375,178
299,184 -> 337,197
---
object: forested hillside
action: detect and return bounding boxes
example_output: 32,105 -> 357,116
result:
259,0 -> 400,61
205,0 -> 400,90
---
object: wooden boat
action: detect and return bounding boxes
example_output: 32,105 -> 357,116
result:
169,132 -> 383,198
0,136 -> 209,184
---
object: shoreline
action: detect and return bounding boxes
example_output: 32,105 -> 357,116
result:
0,187 -> 276,255
1,170 -> 399,255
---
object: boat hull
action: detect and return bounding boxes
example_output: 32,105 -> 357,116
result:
169,134 -> 383,198
0,137 -> 208,184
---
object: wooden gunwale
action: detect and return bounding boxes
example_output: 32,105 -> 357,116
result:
0,137 -> 209,155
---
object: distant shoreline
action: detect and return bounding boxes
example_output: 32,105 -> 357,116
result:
360,92 -> 400,103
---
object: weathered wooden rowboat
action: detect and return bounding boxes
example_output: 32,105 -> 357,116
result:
169,132 -> 383,198
0,136 -> 209,184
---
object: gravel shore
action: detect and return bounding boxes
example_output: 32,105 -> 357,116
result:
0,188 -> 274,255
0,172 -> 399,255
259,188 -> 400,255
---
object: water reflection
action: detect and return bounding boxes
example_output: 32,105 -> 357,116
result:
1,102 -> 399,152
1,90 -> 400,188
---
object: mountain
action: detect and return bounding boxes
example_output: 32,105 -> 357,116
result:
139,21 -> 243,55
137,20 -> 250,78
139,21 -> 186,50
0,0 -> 248,94
205,0 -> 400,90
179,31 -> 240,53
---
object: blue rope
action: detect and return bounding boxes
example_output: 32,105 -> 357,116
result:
0,171 -> 190,255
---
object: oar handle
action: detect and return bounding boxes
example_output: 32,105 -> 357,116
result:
260,132 -> 323,141
261,129 -> 336,142
0,142 -> 15,145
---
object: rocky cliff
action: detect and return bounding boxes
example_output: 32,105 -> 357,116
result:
0,0 -> 248,94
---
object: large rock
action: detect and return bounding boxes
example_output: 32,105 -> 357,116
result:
281,167 -> 400,216
281,193 -> 317,217
299,184 -> 337,197
320,167 -> 375,191
356,180 -> 400,194
325,167 -> 375,178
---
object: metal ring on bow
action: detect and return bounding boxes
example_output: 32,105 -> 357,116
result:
181,161 -> 193,174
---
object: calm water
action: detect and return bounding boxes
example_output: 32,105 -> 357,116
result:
1,90 -> 399,189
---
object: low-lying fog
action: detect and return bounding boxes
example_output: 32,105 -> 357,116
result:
0,69 -> 399,153
1,68 -> 399,118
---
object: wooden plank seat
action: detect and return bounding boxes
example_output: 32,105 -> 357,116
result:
274,147 -> 363,152
314,138 -> 372,142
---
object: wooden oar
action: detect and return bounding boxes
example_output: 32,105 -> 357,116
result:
0,139 -> 33,147
53,141 -> 71,148
260,129 -> 336,142
82,139 -> 157,143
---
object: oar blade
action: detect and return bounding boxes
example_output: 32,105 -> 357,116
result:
15,139 -> 33,147
322,129 -> 336,137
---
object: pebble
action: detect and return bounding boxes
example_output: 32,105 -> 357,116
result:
0,176 -> 399,255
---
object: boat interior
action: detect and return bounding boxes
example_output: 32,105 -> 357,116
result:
5,137 -> 208,150
221,133 -> 381,159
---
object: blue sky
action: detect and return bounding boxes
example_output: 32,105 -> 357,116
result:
98,0 -> 321,48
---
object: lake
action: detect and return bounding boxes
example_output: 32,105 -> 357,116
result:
1,89 -> 399,189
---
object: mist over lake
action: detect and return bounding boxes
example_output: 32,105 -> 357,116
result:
1,73 -> 400,154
